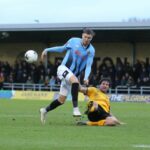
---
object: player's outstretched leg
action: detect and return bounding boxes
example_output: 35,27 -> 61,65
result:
40,99 -> 62,124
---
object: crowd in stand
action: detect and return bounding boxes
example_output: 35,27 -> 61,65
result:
88,59 -> 150,88
0,60 -> 61,90
0,58 -> 150,89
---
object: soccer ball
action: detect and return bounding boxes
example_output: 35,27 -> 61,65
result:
24,50 -> 38,63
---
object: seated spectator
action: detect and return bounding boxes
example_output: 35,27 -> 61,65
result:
136,78 -> 143,88
39,75 -> 45,84
1,58 -> 150,89
49,76 -> 56,91
126,76 -> 134,87
7,73 -> 14,83
120,76 -> 127,86
26,76 -> 33,84
114,76 -> 121,87
141,77 -> 150,86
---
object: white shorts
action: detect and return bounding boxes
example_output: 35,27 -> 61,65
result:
57,65 -> 73,81
57,65 -> 74,96
59,80 -> 71,97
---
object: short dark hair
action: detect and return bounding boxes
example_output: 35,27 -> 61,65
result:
99,78 -> 111,84
83,28 -> 95,36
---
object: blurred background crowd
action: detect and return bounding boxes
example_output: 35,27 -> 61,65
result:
0,58 -> 150,89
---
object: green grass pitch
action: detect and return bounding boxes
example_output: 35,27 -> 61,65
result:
0,99 -> 150,150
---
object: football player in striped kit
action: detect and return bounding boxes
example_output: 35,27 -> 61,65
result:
40,28 -> 95,124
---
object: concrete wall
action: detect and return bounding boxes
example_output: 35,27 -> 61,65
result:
0,43 -> 46,64
0,42 -> 150,64
136,43 -> 150,60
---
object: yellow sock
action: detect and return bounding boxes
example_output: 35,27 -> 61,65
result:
87,120 -> 105,126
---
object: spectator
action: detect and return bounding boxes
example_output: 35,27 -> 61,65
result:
126,76 -> 134,87
49,76 -> 56,86
0,71 -> 4,89
39,75 -> 45,84
1,57 -> 150,89
120,76 -> 127,86
114,76 -> 121,87
49,76 -> 56,91
116,64 -> 124,80
26,76 -> 33,84
136,78 -> 143,88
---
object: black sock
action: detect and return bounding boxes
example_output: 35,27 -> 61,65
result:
71,83 -> 79,108
46,99 -> 62,112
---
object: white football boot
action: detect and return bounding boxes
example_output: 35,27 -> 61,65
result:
73,107 -> 81,117
40,108 -> 47,124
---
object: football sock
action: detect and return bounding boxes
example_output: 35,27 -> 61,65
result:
87,120 -> 105,126
46,99 -> 62,112
71,83 -> 79,108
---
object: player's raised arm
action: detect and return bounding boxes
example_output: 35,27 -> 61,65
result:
41,50 -> 47,62
79,85 -> 88,95
84,52 -> 94,85
41,45 -> 68,62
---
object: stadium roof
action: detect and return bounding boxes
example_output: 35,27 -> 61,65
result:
0,22 -> 150,43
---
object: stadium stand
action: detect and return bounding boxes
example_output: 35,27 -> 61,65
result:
0,22 -> 150,94
0,58 -> 150,94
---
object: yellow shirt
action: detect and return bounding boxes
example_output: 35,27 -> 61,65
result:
86,87 -> 110,113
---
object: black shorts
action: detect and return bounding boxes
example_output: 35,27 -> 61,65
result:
87,105 -> 110,122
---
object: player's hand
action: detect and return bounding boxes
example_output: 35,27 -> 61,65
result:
84,80 -> 89,86
41,51 -> 47,62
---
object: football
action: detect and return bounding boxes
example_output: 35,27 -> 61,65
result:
24,50 -> 38,63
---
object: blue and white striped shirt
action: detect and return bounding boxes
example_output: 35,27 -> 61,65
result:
44,37 -> 95,80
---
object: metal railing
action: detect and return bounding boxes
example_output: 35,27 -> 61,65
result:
3,83 -> 60,91
2,83 -> 150,95
109,86 -> 150,95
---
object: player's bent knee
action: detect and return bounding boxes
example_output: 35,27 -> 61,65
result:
58,95 -> 66,104
69,75 -> 79,84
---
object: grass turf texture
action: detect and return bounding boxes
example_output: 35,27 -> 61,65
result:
0,99 -> 150,150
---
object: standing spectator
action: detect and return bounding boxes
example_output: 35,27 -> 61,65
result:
49,76 -> 56,86
0,71 -> 4,89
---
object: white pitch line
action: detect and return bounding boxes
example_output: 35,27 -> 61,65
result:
133,144 -> 150,148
